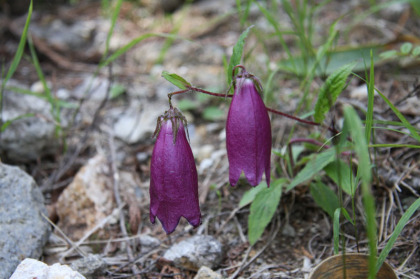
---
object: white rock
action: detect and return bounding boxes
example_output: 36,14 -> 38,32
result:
113,103 -> 164,144
56,155 -> 114,240
349,85 -> 378,100
30,80 -> 52,93
164,235 -> 222,270
0,80 -> 59,162
194,266 -> 223,279
10,258 -> 86,279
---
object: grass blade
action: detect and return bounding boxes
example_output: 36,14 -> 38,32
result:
227,25 -> 253,91
343,106 -> 376,279
376,198 -> 420,274
375,88 -> 420,142
1,0 -> 32,94
333,208 -> 341,254
365,50 -> 375,143
287,148 -> 336,191
1,113 -> 35,132
99,33 -> 174,68
103,0 -> 124,58
369,143 -> 420,148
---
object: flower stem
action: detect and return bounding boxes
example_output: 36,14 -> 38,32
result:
167,86 -> 340,136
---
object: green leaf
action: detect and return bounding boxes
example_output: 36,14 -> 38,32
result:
110,83 -> 126,99
375,88 -> 420,142
365,50 -> 375,144
411,0 -> 420,16
340,207 -> 354,225
310,181 -> 340,218
1,113 -> 35,132
202,106 -> 225,121
227,26 -> 253,90
287,148 -> 336,191
100,33 -> 168,68
1,0 -> 32,94
314,61 -> 356,123
333,208 -> 341,254
343,106 -> 372,192
379,50 -> 398,59
376,198 -> 420,274
103,0 -> 124,58
343,106 -> 377,279
400,42 -> 412,55
161,71 -> 191,90
412,46 -> 420,57
248,179 -> 285,245
239,181 -> 267,207
324,160 -> 356,196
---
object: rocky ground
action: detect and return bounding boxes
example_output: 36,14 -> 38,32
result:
0,0 -> 419,278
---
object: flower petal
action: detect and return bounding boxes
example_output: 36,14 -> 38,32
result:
150,109 -> 201,233
226,77 -> 271,187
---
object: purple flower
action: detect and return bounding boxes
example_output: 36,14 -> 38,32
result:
226,70 -> 272,187
149,107 -> 201,234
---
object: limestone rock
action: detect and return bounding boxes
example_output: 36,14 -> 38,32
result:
0,163 -> 51,278
10,258 -> 86,279
164,235 -> 223,270
56,155 -> 114,240
194,266 -> 223,279
70,254 -> 106,278
0,80 -> 59,162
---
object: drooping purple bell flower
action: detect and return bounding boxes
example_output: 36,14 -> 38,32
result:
226,69 -> 272,187
150,107 -> 201,234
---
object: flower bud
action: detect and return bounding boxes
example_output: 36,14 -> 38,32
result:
226,72 -> 272,187
150,107 -> 201,233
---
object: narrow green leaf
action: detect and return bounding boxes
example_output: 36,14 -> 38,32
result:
375,88 -> 420,142
376,198 -> 420,274
28,37 -> 61,137
100,33 -> 167,68
161,71 -> 191,90
239,181 -> 267,207
1,0 -> 32,92
314,61 -> 357,123
1,113 -> 35,132
310,181 -> 340,218
104,0 -> 124,58
287,148 -> 336,191
369,143 -> 420,148
400,42 -> 412,55
28,38 -> 53,104
340,207 -> 354,225
254,1 -> 296,73
110,83 -> 126,99
343,106 -> 376,279
365,50 -> 375,144
248,179 -> 284,245
227,26 -> 253,90
411,0 -> 420,16
324,160 -> 356,196
344,106 -> 371,183
333,208 -> 341,254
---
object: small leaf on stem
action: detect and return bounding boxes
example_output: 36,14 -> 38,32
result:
162,71 -> 192,90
